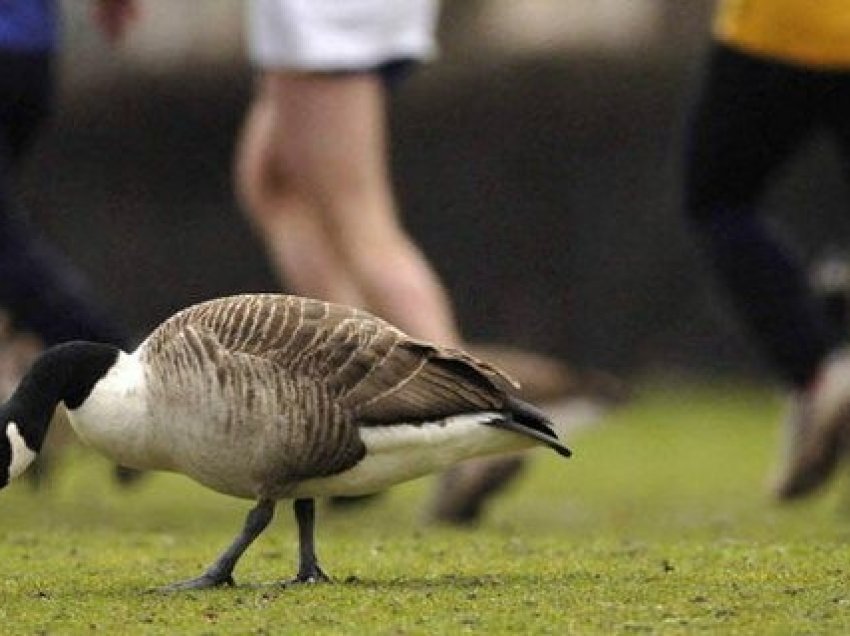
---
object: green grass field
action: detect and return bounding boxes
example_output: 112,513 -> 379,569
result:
2,382 -> 850,635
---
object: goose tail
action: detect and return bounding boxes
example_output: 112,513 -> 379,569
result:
491,396 -> 573,458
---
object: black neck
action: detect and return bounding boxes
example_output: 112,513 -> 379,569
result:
1,341 -> 120,452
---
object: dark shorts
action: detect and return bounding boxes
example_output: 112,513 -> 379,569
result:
332,57 -> 418,90
684,43 -> 850,215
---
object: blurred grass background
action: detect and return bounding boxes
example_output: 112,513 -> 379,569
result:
3,383 -> 850,634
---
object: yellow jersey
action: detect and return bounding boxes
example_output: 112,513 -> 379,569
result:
714,0 -> 850,69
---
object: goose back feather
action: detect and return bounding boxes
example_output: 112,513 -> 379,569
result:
115,294 -> 562,499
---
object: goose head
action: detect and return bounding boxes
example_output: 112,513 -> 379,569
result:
0,417 -> 37,488
0,341 -> 120,487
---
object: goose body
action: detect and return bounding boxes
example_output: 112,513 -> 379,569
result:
70,350 -> 535,500
0,293 -> 573,589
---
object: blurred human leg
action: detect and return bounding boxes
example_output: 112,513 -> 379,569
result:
236,69 -> 537,521
0,51 -> 128,349
685,45 -> 834,387
0,49 -> 133,484
239,70 -> 461,346
235,93 -> 364,307
684,44 -> 848,498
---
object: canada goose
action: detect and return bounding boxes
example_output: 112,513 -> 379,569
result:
0,293 -> 573,590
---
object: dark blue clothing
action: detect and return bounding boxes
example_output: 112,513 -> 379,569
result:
684,43 -> 850,388
0,0 -> 57,53
0,46 -> 129,348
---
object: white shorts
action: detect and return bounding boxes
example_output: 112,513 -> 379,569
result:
247,0 -> 440,71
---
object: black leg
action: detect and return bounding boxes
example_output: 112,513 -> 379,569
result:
291,498 -> 330,584
163,498 -> 276,591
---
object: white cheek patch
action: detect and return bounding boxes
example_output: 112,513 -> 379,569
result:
7,423 -> 37,481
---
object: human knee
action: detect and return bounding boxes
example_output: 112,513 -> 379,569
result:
235,139 -> 300,228
234,88 -> 302,222
235,130 -> 274,218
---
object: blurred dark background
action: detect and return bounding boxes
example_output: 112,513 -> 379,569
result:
13,1 -> 850,380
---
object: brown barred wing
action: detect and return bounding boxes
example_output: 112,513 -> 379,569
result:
332,340 -> 516,425
143,293 -> 519,426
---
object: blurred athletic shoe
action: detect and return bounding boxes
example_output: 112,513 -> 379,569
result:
773,348 -> 850,500
427,454 -> 526,525
426,345 -> 626,525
